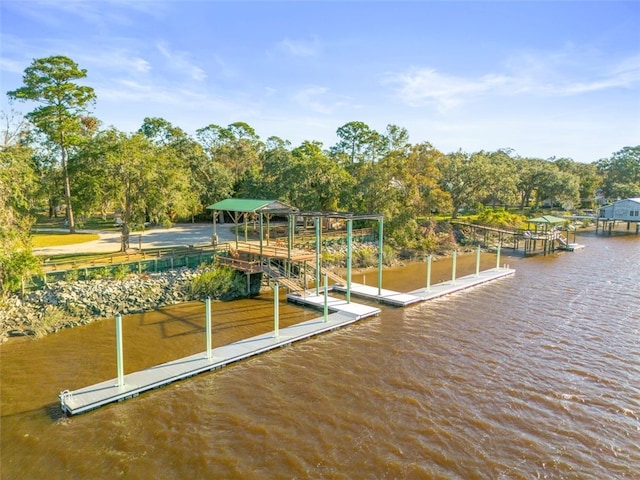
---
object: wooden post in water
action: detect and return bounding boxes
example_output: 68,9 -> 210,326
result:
475,245 -> 481,277
451,250 -> 457,284
205,297 -> 212,360
274,282 -> 279,338
426,254 -> 432,291
323,274 -> 329,323
496,243 -> 501,269
115,314 -> 124,387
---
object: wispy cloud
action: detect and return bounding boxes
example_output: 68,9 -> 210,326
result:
386,51 -> 640,110
384,69 -> 511,110
0,57 -> 26,75
278,36 -> 322,57
7,0 -> 167,28
156,42 -> 206,82
292,86 -> 335,114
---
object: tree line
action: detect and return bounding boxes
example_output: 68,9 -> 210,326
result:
2,55 -> 639,294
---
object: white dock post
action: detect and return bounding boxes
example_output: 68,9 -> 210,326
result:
115,313 -> 124,387
451,250 -> 457,284
496,243 -> 501,269
426,254 -> 432,291
274,283 -> 279,338
475,245 -> 481,277
323,274 -> 329,323
206,297 -> 212,360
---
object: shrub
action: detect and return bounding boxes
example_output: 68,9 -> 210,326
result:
64,268 -> 79,282
189,266 -> 248,300
113,263 -> 130,280
353,247 -> 377,268
474,208 -> 526,229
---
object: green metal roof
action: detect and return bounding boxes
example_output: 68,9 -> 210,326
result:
206,198 -> 297,213
526,215 -> 566,224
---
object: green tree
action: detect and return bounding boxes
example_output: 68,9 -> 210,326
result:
332,121 -> 385,165
536,165 -> 580,210
515,157 -> 550,210
196,122 -> 263,188
483,150 -> 518,208
7,55 -> 96,233
139,117 -> 228,216
0,115 -> 41,296
437,151 -> 488,218
290,141 -> 353,211
597,146 -> 640,200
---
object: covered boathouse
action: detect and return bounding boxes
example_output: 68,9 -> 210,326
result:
523,215 -> 572,255
596,198 -> 640,235
206,198 -> 385,298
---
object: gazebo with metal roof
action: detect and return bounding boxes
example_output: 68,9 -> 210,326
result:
523,214 -> 567,255
206,199 -> 386,302
207,198 -> 298,250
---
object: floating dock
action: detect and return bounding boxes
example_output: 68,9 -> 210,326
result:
331,283 -> 423,306
60,310 -> 375,416
287,290 -> 383,315
59,265 -> 515,416
410,266 -> 515,300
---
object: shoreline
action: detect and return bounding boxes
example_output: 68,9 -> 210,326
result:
0,245 -> 490,343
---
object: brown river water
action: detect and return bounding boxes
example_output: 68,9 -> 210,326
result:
1,232 -> 639,479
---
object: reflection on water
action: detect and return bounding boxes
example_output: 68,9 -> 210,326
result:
1,233 -> 639,478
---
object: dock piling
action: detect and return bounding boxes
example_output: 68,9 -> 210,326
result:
452,250 -> 457,284
346,219 -> 352,303
115,314 -> 124,388
323,274 -> 328,323
274,283 -> 280,338
426,255 -> 432,291
206,297 -> 212,360
496,243 -> 501,269
475,245 -> 481,277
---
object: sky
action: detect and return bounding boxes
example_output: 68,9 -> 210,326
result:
1,0 -> 639,163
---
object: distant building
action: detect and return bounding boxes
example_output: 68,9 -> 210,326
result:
597,198 -> 640,234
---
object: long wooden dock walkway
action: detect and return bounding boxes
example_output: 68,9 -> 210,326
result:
59,310 -> 375,416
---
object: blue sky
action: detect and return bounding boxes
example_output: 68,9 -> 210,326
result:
1,1 -> 639,163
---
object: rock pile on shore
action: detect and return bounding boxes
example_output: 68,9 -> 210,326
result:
0,269 -> 198,340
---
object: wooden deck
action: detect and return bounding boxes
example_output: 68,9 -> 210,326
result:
235,242 -> 316,262
59,310 -> 374,416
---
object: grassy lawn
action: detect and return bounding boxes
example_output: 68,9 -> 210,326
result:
32,232 -> 100,248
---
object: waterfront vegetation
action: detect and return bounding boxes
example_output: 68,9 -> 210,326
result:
2,55 -> 640,301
